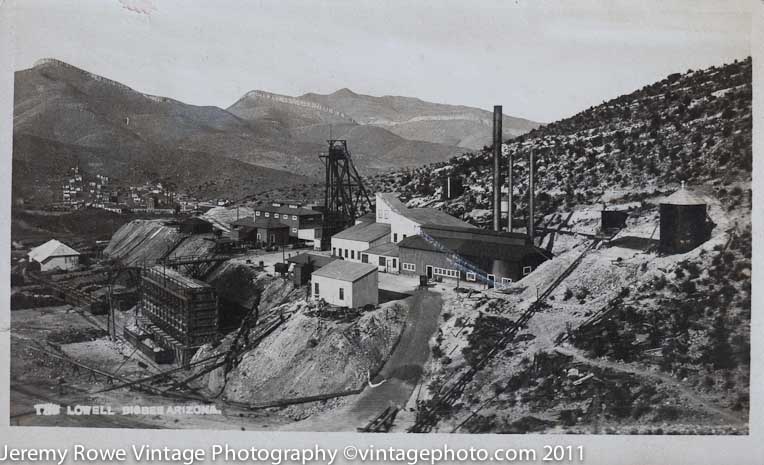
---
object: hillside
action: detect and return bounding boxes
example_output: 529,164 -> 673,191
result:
380,58 -> 752,221
12,59 -> 316,201
227,91 -> 468,171
299,88 -> 540,149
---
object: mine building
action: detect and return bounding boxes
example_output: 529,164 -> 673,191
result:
311,260 -> 378,308
253,203 -> 323,247
331,221 -> 391,261
286,253 -> 337,286
361,242 -> 400,273
251,217 -> 291,246
659,184 -> 713,254
27,239 -> 81,272
178,216 -> 214,235
139,266 -> 218,365
375,193 -> 474,243
229,217 -> 258,242
601,208 -> 630,235
398,224 -> 549,286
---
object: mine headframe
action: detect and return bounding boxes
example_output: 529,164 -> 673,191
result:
320,139 -> 372,237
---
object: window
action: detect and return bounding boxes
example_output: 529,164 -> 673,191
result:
265,212 -> 270,218
393,233 -> 398,242
339,288 -> 344,300
466,272 -> 476,281
292,228 -> 298,233
487,274 -> 495,282
523,266 -> 533,276
314,282 -> 319,295
402,262 -> 416,272
255,211 -> 260,216
362,254 -> 369,263
392,258 -> 397,268
344,249 -> 348,258
292,215 -> 297,220
274,213 -> 280,218
351,250 -> 355,260
433,267 -> 457,278
379,257 -> 386,266
501,277 -> 513,285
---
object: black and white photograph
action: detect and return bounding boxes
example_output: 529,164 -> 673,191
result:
4,0 -> 756,443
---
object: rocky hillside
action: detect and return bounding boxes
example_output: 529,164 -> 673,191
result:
12,59 -> 314,202
299,88 -> 540,149
378,57 -> 752,221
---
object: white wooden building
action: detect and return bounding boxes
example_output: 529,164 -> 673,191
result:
330,221 -> 390,262
311,260 -> 378,308
27,239 -> 80,272
375,193 -> 474,243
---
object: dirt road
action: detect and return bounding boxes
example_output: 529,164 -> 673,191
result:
286,289 -> 443,431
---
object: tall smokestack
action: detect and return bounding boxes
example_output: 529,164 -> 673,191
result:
492,105 -> 502,232
528,150 -> 535,244
507,146 -> 513,232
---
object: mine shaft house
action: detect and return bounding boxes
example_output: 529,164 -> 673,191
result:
398,224 -> 550,286
27,239 -> 81,272
311,260 -> 378,308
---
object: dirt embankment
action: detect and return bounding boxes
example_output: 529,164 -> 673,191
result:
193,300 -> 407,405
103,219 -> 181,266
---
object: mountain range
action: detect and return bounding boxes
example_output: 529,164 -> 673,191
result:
12,59 -> 539,204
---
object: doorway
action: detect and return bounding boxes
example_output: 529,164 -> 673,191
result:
426,265 -> 433,279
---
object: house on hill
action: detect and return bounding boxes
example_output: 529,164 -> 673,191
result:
28,239 -> 81,272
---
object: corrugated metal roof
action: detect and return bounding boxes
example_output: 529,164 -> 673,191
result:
252,217 -> 289,229
286,253 -> 336,268
332,222 -> 390,242
28,239 -> 80,262
398,234 -> 548,262
312,260 -> 377,282
254,204 -> 322,217
661,188 -> 706,206
404,208 -> 474,228
364,242 -> 400,257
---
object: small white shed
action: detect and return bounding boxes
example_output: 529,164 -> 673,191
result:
311,260 -> 378,308
28,239 -> 80,272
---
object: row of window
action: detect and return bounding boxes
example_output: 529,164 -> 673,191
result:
433,267 -> 458,278
333,247 -> 358,260
256,211 -> 299,221
402,262 -> 416,272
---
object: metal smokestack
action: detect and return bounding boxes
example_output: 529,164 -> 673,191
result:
492,105 -> 502,232
507,147 -> 513,232
528,149 -> 535,244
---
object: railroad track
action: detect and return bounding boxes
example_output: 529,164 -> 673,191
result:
409,239 -> 600,433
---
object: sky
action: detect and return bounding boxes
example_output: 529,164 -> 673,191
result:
10,0 -> 752,122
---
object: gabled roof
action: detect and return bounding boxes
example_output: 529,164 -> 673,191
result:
252,217 -> 289,229
254,204 -> 322,217
312,260 -> 377,282
363,242 -> 400,257
398,233 -> 549,263
376,192 -> 472,229
403,208 -> 474,229
286,253 -> 336,268
333,222 -> 391,242
231,217 -> 256,228
28,239 -> 80,262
